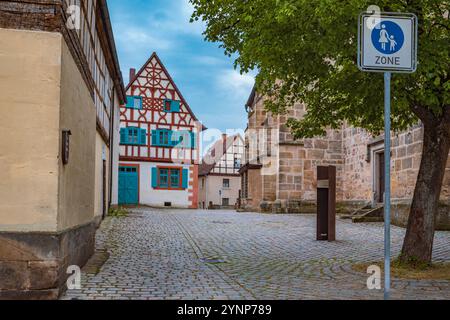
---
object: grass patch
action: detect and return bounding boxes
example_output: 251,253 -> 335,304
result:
108,207 -> 129,217
352,261 -> 450,280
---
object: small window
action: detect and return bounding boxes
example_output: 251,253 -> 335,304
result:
163,99 -> 181,113
152,167 -> 188,190
159,130 -> 169,146
128,128 -> 139,144
120,127 -> 147,146
126,96 -> 143,109
164,100 -> 172,112
223,179 -> 230,188
159,169 -> 169,188
234,157 -> 241,169
133,97 -> 141,109
170,169 -> 180,188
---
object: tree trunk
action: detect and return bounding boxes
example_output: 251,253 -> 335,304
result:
400,109 -> 450,265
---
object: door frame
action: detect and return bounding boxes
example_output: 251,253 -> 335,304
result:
119,163 -> 140,205
370,145 -> 385,206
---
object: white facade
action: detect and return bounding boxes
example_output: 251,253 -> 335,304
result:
199,134 -> 244,209
119,161 -> 195,208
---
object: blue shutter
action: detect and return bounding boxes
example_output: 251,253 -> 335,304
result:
151,130 -> 157,146
139,129 -> 147,145
171,100 -> 181,112
151,167 -> 158,188
190,132 -> 197,149
126,96 -> 142,109
120,128 -> 127,144
126,96 -> 134,108
168,130 -> 174,147
182,169 -> 189,189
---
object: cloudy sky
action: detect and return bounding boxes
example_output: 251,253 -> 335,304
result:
108,0 -> 255,135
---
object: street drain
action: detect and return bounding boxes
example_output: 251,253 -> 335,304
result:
211,221 -> 232,224
201,257 -> 227,264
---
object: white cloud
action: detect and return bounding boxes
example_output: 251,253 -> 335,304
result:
116,27 -> 173,52
217,69 -> 255,99
191,55 -> 227,66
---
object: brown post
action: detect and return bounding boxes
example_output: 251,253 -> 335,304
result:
317,166 -> 336,241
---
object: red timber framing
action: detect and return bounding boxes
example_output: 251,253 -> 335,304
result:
119,52 -> 204,164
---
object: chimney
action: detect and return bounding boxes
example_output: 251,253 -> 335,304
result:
129,68 -> 136,81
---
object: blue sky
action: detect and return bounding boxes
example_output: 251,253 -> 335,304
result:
108,0 -> 255,135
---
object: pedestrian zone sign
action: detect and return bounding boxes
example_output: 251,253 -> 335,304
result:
358,12 -> 417,73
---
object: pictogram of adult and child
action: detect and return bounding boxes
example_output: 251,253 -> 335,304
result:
379,24 -> 397,51
371,20 -> 404,54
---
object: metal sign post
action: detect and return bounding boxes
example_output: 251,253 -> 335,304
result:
383,71 -> 391,300
358,12 -> 417,300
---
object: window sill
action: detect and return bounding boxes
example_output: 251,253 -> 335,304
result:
153,187 -> 186,191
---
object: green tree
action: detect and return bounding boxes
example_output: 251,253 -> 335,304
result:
191,0 -> 450,265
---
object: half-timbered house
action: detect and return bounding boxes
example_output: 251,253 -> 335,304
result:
118,53 -> 203,208
198,134 -> 244,209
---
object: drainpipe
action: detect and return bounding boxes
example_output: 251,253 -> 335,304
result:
107,87 -> 115,217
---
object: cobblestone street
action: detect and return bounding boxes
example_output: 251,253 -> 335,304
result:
63,208 -> 450,300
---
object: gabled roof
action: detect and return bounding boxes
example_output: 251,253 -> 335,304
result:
199,134 -> 243,176
126,52 -> 206,130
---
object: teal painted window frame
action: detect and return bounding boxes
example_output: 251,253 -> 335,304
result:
151,167 -> 188,190
120,127 -> 147,146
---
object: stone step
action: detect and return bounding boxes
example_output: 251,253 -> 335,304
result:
352,215 -> 384,223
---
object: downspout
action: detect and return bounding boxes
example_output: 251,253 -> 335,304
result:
107,87 -> 115,216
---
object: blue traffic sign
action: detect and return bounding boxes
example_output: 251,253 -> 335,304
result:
371,20 -> 404,55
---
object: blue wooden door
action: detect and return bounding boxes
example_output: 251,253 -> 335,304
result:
118,166 -> 138,205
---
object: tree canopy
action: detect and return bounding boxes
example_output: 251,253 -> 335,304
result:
190,0 -> 449,138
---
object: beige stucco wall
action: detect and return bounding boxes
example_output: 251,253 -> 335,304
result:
0,29 -> 97,231
57,39 -> 96,231
0,29 -> 62,232
203,175 -> 241,207
94,133 -> 110,218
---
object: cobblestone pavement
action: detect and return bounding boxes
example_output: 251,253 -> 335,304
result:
62,208 -> 450,300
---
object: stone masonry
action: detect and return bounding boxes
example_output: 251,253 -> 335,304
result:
239,87 -> 450,230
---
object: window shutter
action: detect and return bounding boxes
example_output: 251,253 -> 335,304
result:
171,100 -> 181,112
190,132 -> 197,149
120,128 -> 127,144
151,167 -> 158,188
182,169 -> 189,189
126,96 -> 134,108
139,129 -> 147,145
168,130 -> 174,147
151,130 -> 158,146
